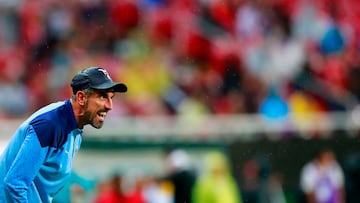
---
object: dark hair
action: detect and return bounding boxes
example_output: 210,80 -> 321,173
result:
71,88 -> 95,101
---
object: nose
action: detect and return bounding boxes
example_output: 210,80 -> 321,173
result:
105,98 -> 113,111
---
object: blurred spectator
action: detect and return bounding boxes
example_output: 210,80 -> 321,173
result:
240,155 -> 289,203
109,0 -> 140,38
93,174 -> 124,203
235,0 -> 265,41
259,87 -> 289,121
343,152 -> 360,203
317,0 -> 347,56
240,158 -> 262,203
161,149 -> 196,203
142,178 -> 173,203
192,151 -> 242,203
300,148 -> 345,203
119,168 -> 174,203
123,182 -> 146,203
265,172 -> 288,203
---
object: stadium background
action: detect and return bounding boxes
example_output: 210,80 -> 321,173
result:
1,0 -> 360,202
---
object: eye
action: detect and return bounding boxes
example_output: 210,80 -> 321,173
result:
99,93 -> 107,99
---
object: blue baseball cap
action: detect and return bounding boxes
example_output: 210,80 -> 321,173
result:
71,67 -> 127,94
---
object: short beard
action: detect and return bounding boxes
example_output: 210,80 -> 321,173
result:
91,123 -> 102,129
83,100 -> 103,129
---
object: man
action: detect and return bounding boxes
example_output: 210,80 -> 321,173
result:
162,149 -> 196,203
0,67 -> 127,202
300,148 -> 345,203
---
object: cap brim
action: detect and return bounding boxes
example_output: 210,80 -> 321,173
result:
91,81 -> 127,92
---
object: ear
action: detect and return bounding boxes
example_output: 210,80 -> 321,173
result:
76,91 -> 87,106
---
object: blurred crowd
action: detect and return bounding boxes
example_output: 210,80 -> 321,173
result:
52,148 -> 356,203
1,0 -> 360,122
54,149 -> 260,203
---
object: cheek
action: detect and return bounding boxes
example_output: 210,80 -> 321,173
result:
84,100 -> 95,112
87,99 -> 103,111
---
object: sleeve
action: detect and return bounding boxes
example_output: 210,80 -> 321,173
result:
192,178 -> 212,203
3,125 -> 48,203
331,163 -> 345,188
300,164 -> 316,193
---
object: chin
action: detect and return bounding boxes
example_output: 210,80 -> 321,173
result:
91,123 -> 103,129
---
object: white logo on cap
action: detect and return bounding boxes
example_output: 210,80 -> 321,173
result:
98,68 -> 112,80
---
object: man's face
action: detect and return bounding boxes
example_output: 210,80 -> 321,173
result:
83,90 -> 115,129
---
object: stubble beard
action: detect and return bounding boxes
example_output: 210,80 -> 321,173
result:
83,101 -> 104,129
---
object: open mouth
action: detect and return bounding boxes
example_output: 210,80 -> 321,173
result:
97,112 -> 107,122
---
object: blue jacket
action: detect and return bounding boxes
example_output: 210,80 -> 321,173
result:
0,100 -> 82,203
